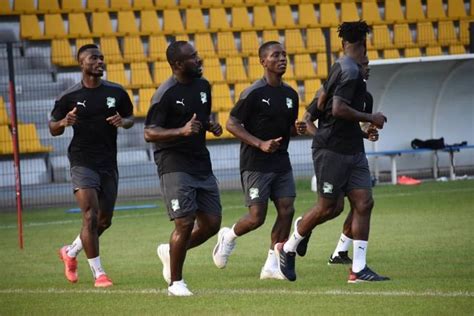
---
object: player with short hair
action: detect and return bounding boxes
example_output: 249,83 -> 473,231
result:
276,21 -> 390,283
50,44 -> 134,288
212,41 -> 306,279
144,41 -> 223,296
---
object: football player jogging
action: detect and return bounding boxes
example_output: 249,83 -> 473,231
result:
275,21 -> 390,283
302,55 -> 380,265
50,44 -> 134,288
212,41 -> 307,279
144,41 -> 223,296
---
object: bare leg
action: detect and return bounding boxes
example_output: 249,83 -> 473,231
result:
75,188 -> 100,259
270,197 -> 295,248
187,212 -> 221,249
232,203 -> 268,236
169,214 -> 195,282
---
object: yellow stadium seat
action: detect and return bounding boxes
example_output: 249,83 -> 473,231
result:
367,50 -> 379,60
234,82 -> 250,101
118,11 -> 139,35
194,33 -> 216,57
14,0 -> 35,13
245,0 -> 265,4
75,38 -> 94,54
438,21 -> 458,45
404,47 -> 421,57
209,8 -> 229,31
425,46 -> 443,56
217,32 -> 238,57
87,0 -> 108,11
51,39 -> 75,66
18,124 -> 52,153
362,0 -> 381,24
137,88 -> 155,117
240,31 -> 259,56
174,34 -> 189,42
306,28 -> 326,53
298,4 -> 318,27
0,100 -> 10,126
131,62 -> 153,88
69,13 -> 91,37
417,22 -> 437,47
426,0 -> 446,19
163,9 -> 184,33
0,125 -> 13,155
110,0 -> 132,9
92,12 -> 114,36
406,0 -> 425,21
372,25 -> 392,49
284,80 -> 298,94
329,27 -> 340,52
275,5 -> 295,28
285,29 -> 305,54
149,35 -> 167,60
185,8 -> 207,32
181,0 -> 200,7
294,54 -> 315,79
385,0 -> 404,22
141,10 -> 161,34
394,23 -> 414,48
262,30 -> 280,43
202,0 -> 222,6
384,49 -> 400,59
153,61 -> 171,85
44,14 -> 66,38
100,37 -> 123,63
0,0 -> 12,14
320,3 -> 339,26
247,56 -> 262,81
124,36 -> 145,62
316,53 -> 328,77
253,6 -> 274,29
212,83 -> 233,112
231,7 -> 252,30
223,0 -> 240,4
217,111 -> 233,138
460,20 -> 473,45
38,0 -> 60,13
154,0 -> 176,8
340,2 -> 360,22
106,64 -> 128,86
133,0 -> 154,9
304,79 -> 321,105
203,57 -> 224,83
471,0 -> 474,16
226,57 -> 247,83
62,0 -> 83,11
448,45 -> 466,55
20,15 -> 42,39
447,0 -> 467,18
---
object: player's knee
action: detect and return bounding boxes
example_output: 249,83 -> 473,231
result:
248,214 -> 265,230
357,198 -> 374,214
83,211 -> 98,231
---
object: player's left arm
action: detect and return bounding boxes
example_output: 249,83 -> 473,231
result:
107,90 -> 135,129
205,86 -> 222,136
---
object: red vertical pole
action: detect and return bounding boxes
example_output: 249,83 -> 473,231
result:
7,42 -> 23,249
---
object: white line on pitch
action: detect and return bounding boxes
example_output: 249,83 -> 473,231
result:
0,288 -> 472,298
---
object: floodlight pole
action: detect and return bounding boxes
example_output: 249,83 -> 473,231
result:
6,42 -> 23,249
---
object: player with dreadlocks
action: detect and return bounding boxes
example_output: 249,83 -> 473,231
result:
275,21 -> 390,283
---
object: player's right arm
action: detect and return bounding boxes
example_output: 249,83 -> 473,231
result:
49,107 -> 77,136
144,113 -> 201,142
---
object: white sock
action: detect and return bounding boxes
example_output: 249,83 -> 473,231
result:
283,226 -> 305,253
352,240 -> 368,273
66,235 -> 83,258
332,233 -> 353,258
87,256 -> 106,278
224,224 -> 238,242
263,249 -> 277,270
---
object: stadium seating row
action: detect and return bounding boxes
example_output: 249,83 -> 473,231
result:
48,21 -> 471,67
17,2 -> 474,40
0,124 -> 52,155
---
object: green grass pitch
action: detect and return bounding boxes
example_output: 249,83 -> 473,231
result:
1,180 -> 473,315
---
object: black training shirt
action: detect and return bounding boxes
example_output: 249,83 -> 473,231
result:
50,80 -> 133,170
145,76 -> 212,177
312,56 -> 367,154
230,78 -> 299,173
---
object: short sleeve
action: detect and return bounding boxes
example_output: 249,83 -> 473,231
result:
333,67 -> 360,105
50,95 -> 72,122
230,92 -> 254,124
117,89 -> 134,118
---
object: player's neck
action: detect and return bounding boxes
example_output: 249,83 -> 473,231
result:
82,75 -> 102,88
173,73 -> 192,84
264,72 -> 282,87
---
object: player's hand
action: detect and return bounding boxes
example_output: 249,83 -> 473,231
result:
367,124 -> 379,142
208,121 -> 223,137
181,113 -> 202,136
106,112 -> 123,127
295,120 -> 307,135
259,137 -> 283,153
370,112 -> 387,129
61,107 -> 77,127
